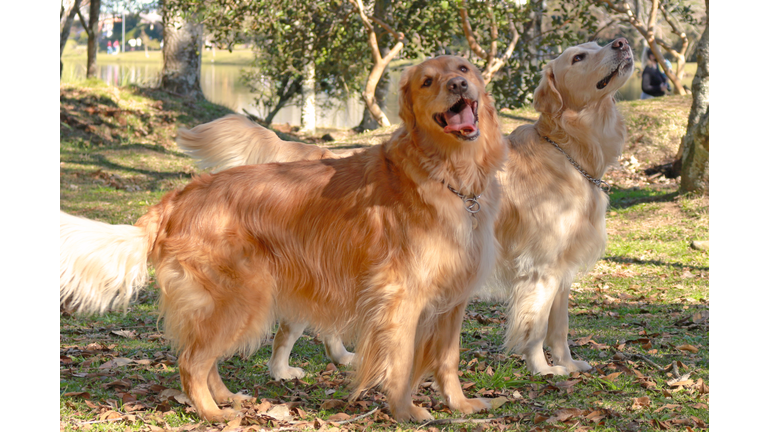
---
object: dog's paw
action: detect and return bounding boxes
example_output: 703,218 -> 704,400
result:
390,403 -> 434,423
560,359 -> 593,373
202,407 -> 239,423
533,364 -> 569,376
450,397 -> 491,414
269,366 -> 306,381
333,352 -> 355,366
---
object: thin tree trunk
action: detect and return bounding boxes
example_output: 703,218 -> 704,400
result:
350,0 -> 404,128
161,8 -> 204,98
301,44 -> 316,133
358,70 -> 389,131
679,1 -> 708,194
60,0 -> 81,64
81,0 -> 101,78
264,77 -> 303,126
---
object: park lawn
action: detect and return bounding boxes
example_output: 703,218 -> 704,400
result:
60,82 -> 708,431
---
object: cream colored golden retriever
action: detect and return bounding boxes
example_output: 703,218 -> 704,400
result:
60,56 -> 506,422
176,39 -> 634,376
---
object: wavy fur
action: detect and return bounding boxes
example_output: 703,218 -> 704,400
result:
60,211 -> 150,314
174,40 -> 634,376
60,56 -> 507,422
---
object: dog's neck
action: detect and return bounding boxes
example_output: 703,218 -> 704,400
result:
387,124 -> 506,197
534,97 -> 626,179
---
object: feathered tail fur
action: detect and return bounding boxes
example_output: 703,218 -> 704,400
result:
60,211 -> 152,314
176,114 -> 341,172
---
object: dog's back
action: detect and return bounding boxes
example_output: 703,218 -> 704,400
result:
177,114 -> 341,172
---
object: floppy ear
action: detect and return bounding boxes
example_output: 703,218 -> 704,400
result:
532,65 -> 563,115
398,66 -> 416,130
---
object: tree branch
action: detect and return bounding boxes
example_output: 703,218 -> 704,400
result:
487,4 -> 498,60
76,8 -> 94,39
459,2 -> 488,59
590,18 -> 616,41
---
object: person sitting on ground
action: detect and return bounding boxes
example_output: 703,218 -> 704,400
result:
640,47 -> 668,99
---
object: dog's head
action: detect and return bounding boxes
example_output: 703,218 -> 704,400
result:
533,38 -> 634,115
398,56 -> 492,142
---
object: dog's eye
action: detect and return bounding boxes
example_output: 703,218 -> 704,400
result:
572,54 -> 585,64
422,78 -> 433,87
459,66 -> 468,73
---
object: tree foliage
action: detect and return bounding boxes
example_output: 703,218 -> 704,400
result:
479,0 -> 600,108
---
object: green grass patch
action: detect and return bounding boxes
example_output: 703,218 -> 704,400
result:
60,83 -> 708,431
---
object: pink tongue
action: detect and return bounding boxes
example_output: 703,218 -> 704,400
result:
443,103 -> 477,134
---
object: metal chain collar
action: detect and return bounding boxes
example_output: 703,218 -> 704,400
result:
542,135 -> 611,193
446,184 -> 481,214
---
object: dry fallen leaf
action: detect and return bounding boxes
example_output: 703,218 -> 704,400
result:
489,396 -> 509,410
99,357 -> 134,369
631,396 -> 651,410
63,391 -> 91,399
111,330 -> 137,339
320,399 -> 346,410
676,344 -> 699,354
265,404 -> 294,422
328,413 -> 351,422
222,416 -> 242,432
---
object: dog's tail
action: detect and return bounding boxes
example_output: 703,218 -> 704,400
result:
176,114 -> 341,172
60,210 -> 158,314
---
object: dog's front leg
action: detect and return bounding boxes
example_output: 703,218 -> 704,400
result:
506,273 -> 569,376
545,285 -> 592,373
429,301 -> 491,414
356,292 -> 433,422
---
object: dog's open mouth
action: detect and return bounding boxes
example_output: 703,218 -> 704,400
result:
596,67 -> 620,90
596,58 -> 634,90
434,97 -> 480,140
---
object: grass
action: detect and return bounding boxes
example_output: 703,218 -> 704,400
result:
62,44 -> 255,66
60,82 -> 708,431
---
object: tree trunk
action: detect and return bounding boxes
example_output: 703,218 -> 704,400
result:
358,69 -> 389,131
85,0 -> 101,78
61,0 -> 81,76
352,0 -> 403,128
301,43 -> 316,133
264,77 -> 303,126
679,2 -> 708,194
160,8 -> 204,98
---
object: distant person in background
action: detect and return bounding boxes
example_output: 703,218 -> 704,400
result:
113,40 -> 120,55
640,47 -> 668,99
107,41 -> 113,55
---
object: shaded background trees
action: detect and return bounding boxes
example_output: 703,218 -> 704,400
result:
61,0 -> 708,134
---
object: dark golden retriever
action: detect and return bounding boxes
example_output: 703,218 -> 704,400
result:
176,39 -> 634,376
60,56 -> 507,422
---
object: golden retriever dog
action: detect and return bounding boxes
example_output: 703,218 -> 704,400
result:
60,55 -> 507,422
176,38 -> 634,376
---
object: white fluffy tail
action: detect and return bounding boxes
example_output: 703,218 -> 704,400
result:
60,211 -> 150,314
176,114 -> 340,172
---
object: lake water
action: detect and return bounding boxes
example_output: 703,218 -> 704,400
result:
61,58 -> 691,129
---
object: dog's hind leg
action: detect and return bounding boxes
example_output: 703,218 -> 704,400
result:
179,348 -> 238,422
545,286 -> 592,373
208,362 -> 253,404
506,274 -> 569,376
268,320 -> 309,380
159,257 -> 274,422
323,334 -> 355,366
423,301 -> 491,415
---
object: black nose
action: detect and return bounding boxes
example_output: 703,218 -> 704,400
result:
447,77 -> 469,95
611,37 -> 629,51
